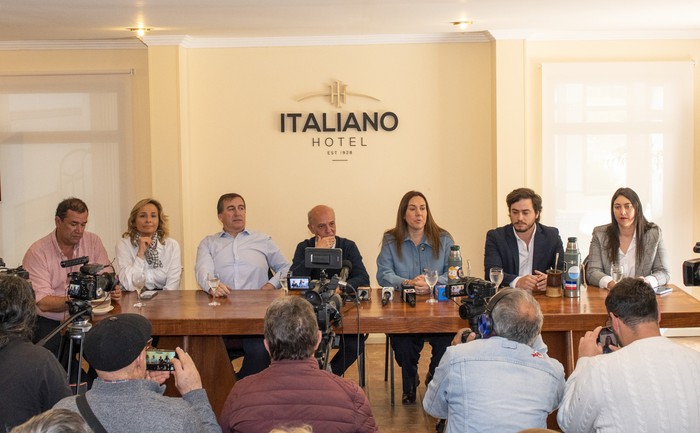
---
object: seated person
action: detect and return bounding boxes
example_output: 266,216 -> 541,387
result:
54,314 -> 220,433
290,204 -> 370,375
586,187 -> 670,288
376,191 -> 454,405
195,193 -> 290,379
219,296 -> 378,433
116,198 -> 182,291
0,275 -> 72,430
557,278 -> 700,432
423,288 -> 565,433
484,188 -> 564,291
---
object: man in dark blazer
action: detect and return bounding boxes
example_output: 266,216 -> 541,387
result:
484,188 -> 564,291
290,204 -> 370,375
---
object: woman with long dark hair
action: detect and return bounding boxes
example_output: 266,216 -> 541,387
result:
586,187 -> 669,289
376,190 -> 454,404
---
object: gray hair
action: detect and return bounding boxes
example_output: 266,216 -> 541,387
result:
264,296 -> 318,361
492,289 -> 543,346
10,409 -> 92,433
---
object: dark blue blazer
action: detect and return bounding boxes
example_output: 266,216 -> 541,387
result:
483,223 -> 564,286
290,236 -> 370,290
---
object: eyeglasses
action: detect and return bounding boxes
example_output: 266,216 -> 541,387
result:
144,338 -> 153,351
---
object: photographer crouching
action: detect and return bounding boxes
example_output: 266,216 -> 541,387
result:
423,288 -> 565,433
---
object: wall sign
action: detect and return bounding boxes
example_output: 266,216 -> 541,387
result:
279,80 -> 399,162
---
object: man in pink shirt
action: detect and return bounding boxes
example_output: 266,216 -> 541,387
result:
22,197 -> 121,355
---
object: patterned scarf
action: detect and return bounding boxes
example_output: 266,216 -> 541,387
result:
136,232 -> 163,268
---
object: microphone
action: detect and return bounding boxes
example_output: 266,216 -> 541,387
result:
60,256 -> 89,268
401,287 -> 417,307
381,287 -> 394,306
338,260 -> 352,283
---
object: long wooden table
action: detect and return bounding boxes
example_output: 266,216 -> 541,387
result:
107,285 -> 700,416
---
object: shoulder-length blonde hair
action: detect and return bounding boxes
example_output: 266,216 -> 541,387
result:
383,190 -> 450,259
122,198 -> 169,244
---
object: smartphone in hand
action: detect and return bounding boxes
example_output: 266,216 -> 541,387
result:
598,327 -> 619,354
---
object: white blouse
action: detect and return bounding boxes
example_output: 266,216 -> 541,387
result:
116,237 -> 182,291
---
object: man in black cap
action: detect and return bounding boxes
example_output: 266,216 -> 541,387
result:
53,314 -> 220,433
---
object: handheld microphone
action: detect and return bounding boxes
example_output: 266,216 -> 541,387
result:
381,287 -> 394,306
338,260 -> 352,283
401,287 -> 417,307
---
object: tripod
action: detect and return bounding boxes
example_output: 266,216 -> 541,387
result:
37,301 -> 93,394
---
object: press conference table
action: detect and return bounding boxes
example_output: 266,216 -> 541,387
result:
108,285 -> 700,416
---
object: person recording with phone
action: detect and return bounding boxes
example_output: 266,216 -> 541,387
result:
53,313 -> 220,433
116,198 -> 182,291
423,288 -> 565,433
22,198 -> 122,356
290,204 -> 370,376
586,187 -> 670,289
376,191 -> 454,405
557,278 -> 700,432
484,188 -> 564,291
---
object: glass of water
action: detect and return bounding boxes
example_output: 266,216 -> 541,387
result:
207,273 -> 221,306
133,271 -> 146,308
610,263 -> 624,285
489,267 -> 504,289
424,269 -> 439,304
279,273 -> 289,295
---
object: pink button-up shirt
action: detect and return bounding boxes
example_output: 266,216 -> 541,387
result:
22,230 -> 110,321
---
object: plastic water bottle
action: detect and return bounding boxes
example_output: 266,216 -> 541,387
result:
447,245 -> 463,284
563,237 -> 581,298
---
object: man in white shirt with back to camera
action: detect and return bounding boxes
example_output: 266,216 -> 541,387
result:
557,277 -> 700,433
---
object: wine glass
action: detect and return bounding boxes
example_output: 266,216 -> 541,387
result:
489,267 -> 504,289
424,269 -> 439,304
207,273 -> 221,306
610,263 -> 624,285
133,271 -> 146,308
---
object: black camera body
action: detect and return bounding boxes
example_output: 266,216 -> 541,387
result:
682,242 -> 700,286
448,276 -> 497,335
67,264 -> 117,301
446,276 -> 496,299
0,258 -> 29,279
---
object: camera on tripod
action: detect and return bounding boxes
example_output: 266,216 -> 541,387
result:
62,256 -> 117,301
445,276 -> 497,337
0,258 -> 30,279
682,242 -> 700,286
300,247 -> 345,369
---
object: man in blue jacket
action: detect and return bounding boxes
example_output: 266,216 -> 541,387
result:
484,188 -> 564,291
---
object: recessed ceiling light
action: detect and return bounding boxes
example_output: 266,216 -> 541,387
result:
127,27 -> 151,37
451,21 -> 473,31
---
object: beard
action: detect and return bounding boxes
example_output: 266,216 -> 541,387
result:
513,220 -> 535,233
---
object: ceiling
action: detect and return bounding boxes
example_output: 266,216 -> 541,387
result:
3,0 -> 700,47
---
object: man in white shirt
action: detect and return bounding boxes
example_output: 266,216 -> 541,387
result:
557,278 -> 700,432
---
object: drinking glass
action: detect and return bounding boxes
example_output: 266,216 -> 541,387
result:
207,273 -> 221,306
133,271 -> 146,308
489,267 -> 504,289
424,269 -> 439,304
279,273 -> 289,296
610,263 -> 624,284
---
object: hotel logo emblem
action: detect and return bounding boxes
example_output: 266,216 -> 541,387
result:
296,80 -> 380,108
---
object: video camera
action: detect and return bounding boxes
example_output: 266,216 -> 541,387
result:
445,276 -> 497,336
301,248 -> 345,370
683,242 -> 700,286
0,258 -> 29,279
62,256 -> 117,301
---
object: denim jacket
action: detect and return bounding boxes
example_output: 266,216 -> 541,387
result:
423,335 -> 565,433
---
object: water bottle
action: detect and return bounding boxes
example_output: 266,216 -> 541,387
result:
563,237 -> 581,298
447,245 -> 463,284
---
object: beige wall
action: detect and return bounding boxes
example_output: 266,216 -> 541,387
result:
5,37 -> 700,289
163,43 -> 495,288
